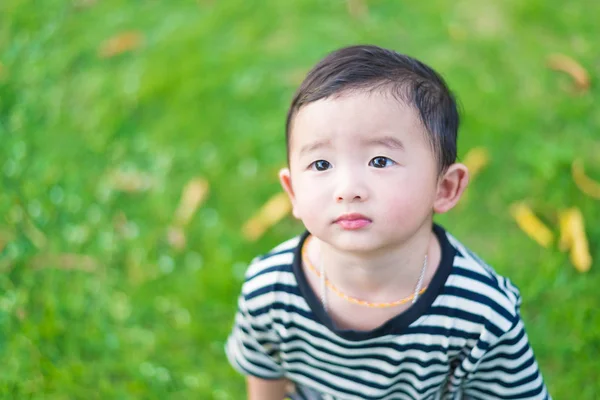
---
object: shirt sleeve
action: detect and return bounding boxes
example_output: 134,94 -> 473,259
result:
463,318 -> 551,400
225,281 -> 285,380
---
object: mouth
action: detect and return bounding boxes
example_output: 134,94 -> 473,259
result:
334,213 -> 372,230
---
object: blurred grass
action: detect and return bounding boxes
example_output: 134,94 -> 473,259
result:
1,0 -> 599,398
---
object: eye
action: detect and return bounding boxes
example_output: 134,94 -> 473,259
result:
309,160 -> 332,171
369,156 -> 396,168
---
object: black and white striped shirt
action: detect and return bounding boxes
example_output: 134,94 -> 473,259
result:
226,225 -> 550,399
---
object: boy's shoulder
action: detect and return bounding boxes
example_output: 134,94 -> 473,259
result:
240,235 -> 302,297
246,235 -> 300,275
444,229 -> 523,328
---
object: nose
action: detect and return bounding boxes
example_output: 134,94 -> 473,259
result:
334,170 -> 368,203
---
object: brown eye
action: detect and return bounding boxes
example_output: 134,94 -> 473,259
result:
369,156 -> 395,168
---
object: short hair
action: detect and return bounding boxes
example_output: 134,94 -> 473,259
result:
285,45 -> 459,173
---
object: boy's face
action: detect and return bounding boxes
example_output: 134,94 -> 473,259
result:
280,90 -> 465,254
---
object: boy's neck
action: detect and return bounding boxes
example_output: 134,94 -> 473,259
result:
307,224 -> 441,302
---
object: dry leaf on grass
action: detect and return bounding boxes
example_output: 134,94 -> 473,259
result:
572,159 -> 600,199
174,178 -> 209,227
0,228 -> 14,253
347,0 -> 368,18
113,211 -> 128,234
73,0 -> 97,8
167,226 -> 186,251
24,220 -> 47,249
166,178 -> 209,251
462,147 -> 489,180
15,307 -> 26,321
29,253 -> 99,272
546,54 -> 590,93
0,260 -> 13,273
448,25 -> 467,41
243,192 -> 291,241
109,169 -> 153,193
558,208 -> 592,273
98,31 -> 143,58
510,202 -> 554,248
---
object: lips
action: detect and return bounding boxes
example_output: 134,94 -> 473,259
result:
334,213 -> 372,230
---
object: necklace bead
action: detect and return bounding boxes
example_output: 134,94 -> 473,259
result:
302,235 -> 428,309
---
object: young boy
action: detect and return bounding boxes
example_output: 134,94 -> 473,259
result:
226,45 -> 550,400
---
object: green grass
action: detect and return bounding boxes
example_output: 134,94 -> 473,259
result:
1,0 -> 599,398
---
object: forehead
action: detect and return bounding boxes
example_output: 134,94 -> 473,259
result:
289,90 -> 427,154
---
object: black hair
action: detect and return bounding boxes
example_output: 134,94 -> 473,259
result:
285,45 -> 459,173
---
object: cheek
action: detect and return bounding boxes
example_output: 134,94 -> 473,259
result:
293,190 -> 327,232
292,176 -> 328,217
379,174 -> 437,217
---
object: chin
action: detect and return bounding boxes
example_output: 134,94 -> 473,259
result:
326,231 -> 389,253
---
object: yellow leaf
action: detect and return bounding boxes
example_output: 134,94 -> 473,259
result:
346,0 -> 368,18
166,178 -> 209,251
510,203 -> 553,248
546,54 -> 590,93
98,31 -> 143,58
572,159 -> 600,199
447,24 -> 467,41
29,253 -> 99,272
167,226 -> 186,251
174,178 -> 209,227
109,169 -> 153,193
243,192 -> 291,241
15,307 -> 26,321
558,208 -> 592,273
558,209 -> 573,252
0,228 -> 14,254
24,220 -> 47,249
462,147 -> 489,180
73,0 -> 97,8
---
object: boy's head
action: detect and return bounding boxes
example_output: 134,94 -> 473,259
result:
285,45 -> 459,174
279,45 -> 468,253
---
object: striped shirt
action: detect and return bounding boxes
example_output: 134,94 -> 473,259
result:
226,225 -> 550,399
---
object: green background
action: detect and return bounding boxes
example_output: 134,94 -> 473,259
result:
1,0 -> 598,398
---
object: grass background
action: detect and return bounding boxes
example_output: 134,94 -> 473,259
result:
1,0 -> 599,398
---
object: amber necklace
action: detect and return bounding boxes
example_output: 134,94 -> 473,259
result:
302,235 -> 428,312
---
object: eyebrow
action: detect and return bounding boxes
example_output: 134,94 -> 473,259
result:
299,139 -> 332,156
364,136 -> 405,150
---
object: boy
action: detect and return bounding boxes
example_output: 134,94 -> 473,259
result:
226,45 -> 550,400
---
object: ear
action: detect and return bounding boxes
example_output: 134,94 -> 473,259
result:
279,168 -> 301,219
433,163 -> 469,214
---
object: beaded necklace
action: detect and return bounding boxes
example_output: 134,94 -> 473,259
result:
302,235 -> 428,312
